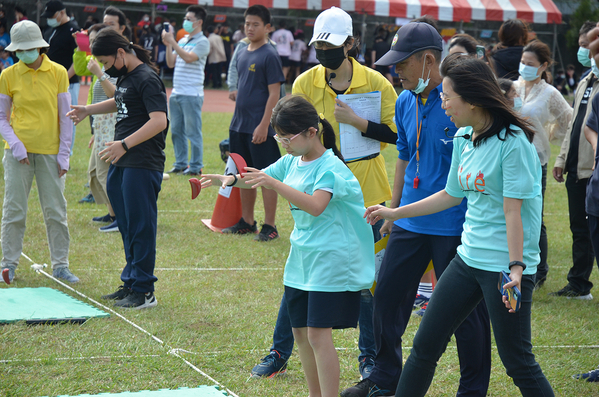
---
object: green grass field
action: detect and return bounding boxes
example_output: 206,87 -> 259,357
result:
1,111 -> 599,397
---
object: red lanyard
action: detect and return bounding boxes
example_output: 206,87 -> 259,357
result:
414,95 -> 422,189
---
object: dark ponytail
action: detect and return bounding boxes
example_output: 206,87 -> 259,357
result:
271,95 -> 345,162
320,117 -> 344,162
91,28 -> 159,74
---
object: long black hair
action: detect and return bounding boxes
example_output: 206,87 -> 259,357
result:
271,95 -> 344,162
91,28 -> 159,74
440,53 -> 535,146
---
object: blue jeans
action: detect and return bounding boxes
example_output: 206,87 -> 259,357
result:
269,219 -> 383,363
169,94 -> 204,173
68,83 -> 80,155
107,166 -> 162,293
396,255 -> 554,397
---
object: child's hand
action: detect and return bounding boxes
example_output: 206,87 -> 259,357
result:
243,167 -> 276,189
364,205 -> 398,225
252,124 -> 268,144
200,174 -> 234,189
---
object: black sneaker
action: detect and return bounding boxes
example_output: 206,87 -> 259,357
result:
548,284 -> 593,300
222,217 -> 257,235
114,291 -> 157,309
250,350 -> 288,378
340,378 -> 392,397
92,213 -> 115,223
573,366 -> 599,382
254,224 -> 279,241
101,285 -> 131,300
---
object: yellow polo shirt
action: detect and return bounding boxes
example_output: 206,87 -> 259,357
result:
292,58 -> 398,207
0,54 -> 68,154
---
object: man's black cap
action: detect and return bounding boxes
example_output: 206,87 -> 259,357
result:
375,22 -> 443,66
41,1 -> 65,18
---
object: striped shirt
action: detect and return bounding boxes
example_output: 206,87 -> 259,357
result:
172,31 -> 210,97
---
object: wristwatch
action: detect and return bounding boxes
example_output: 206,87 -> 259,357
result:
99,73 -> 109,82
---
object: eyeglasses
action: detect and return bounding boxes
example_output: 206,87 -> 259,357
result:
274,131 -> 303,145
439,92 -> 462,103
313,41 -> 340,50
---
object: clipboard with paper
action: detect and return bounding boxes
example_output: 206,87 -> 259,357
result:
337,91 -> 381,161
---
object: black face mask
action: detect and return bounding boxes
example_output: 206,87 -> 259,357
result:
315,46 -> 346,70
105,54 -> 127,78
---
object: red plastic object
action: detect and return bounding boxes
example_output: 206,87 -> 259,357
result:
229,153 -> 247,177
2,268 -> 10,284
189,178 -> 202,199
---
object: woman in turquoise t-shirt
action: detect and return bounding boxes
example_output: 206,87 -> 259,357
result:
365,55 -> 554,396
201,95 -> 374,397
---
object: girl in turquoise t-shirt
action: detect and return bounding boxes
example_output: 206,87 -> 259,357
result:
201,95 -> 374,397
365,55 -> 554,396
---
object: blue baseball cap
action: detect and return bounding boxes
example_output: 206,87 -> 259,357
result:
375,22 -> 443,66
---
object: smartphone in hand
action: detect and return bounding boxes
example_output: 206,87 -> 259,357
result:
163,22 -> 170,32
498,270 -> 521,312
76,31 -> 90,54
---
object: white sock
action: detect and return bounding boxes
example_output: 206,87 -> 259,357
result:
417,282 -> 433,298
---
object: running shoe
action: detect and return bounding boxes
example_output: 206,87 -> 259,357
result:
114,291 -> 157,309
250,350 -> 287,378
548,284 -> 593,300
222,218 -> 257,235
255,224 -> 279,241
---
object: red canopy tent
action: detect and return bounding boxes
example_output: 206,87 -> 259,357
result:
110,0 -> 562,24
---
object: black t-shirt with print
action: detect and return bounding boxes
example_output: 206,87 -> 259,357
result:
114,63 -> 168,173
45,20 -> 79,84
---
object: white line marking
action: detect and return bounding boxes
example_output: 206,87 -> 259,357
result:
9,248 -> 241,397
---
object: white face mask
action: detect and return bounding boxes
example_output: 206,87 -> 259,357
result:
513,97 -> 523,112
47,18 -> 60,28
592,58 -> 599,78
411,54 -> 431,95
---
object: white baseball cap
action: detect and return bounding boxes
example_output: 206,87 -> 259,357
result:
6,20 -> 49,52
309,7 -> 352,47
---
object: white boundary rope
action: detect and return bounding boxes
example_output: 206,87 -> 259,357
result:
12,251 -> 241,397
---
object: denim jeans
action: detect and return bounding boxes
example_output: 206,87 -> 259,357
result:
269,219 -> 383,363
169,94 -> 204,173
68,83 -> 80,155
396,255 -> 554,397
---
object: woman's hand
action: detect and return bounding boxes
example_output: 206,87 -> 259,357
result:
88,135 -> 94,149
66,105 -> 89,125
99,141 -> 126,164
87,58 -> 102,77
242,167 -> 277,189
333,98 -> 359,125
200,174 -> 235,189
501,266 -> 523,314
364,205 -> 399,225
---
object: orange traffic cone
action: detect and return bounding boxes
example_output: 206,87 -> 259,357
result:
201,186 -> 243,233
199,153 -> 247,233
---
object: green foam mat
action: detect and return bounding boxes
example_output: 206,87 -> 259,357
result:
0,287 -> 109,324
45,386 -> 228,397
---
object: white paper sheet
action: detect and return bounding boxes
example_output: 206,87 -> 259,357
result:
337,91 -> 382,161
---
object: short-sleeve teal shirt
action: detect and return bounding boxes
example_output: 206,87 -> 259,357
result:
264,149 -> 375,292
445,126 -> 542,275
